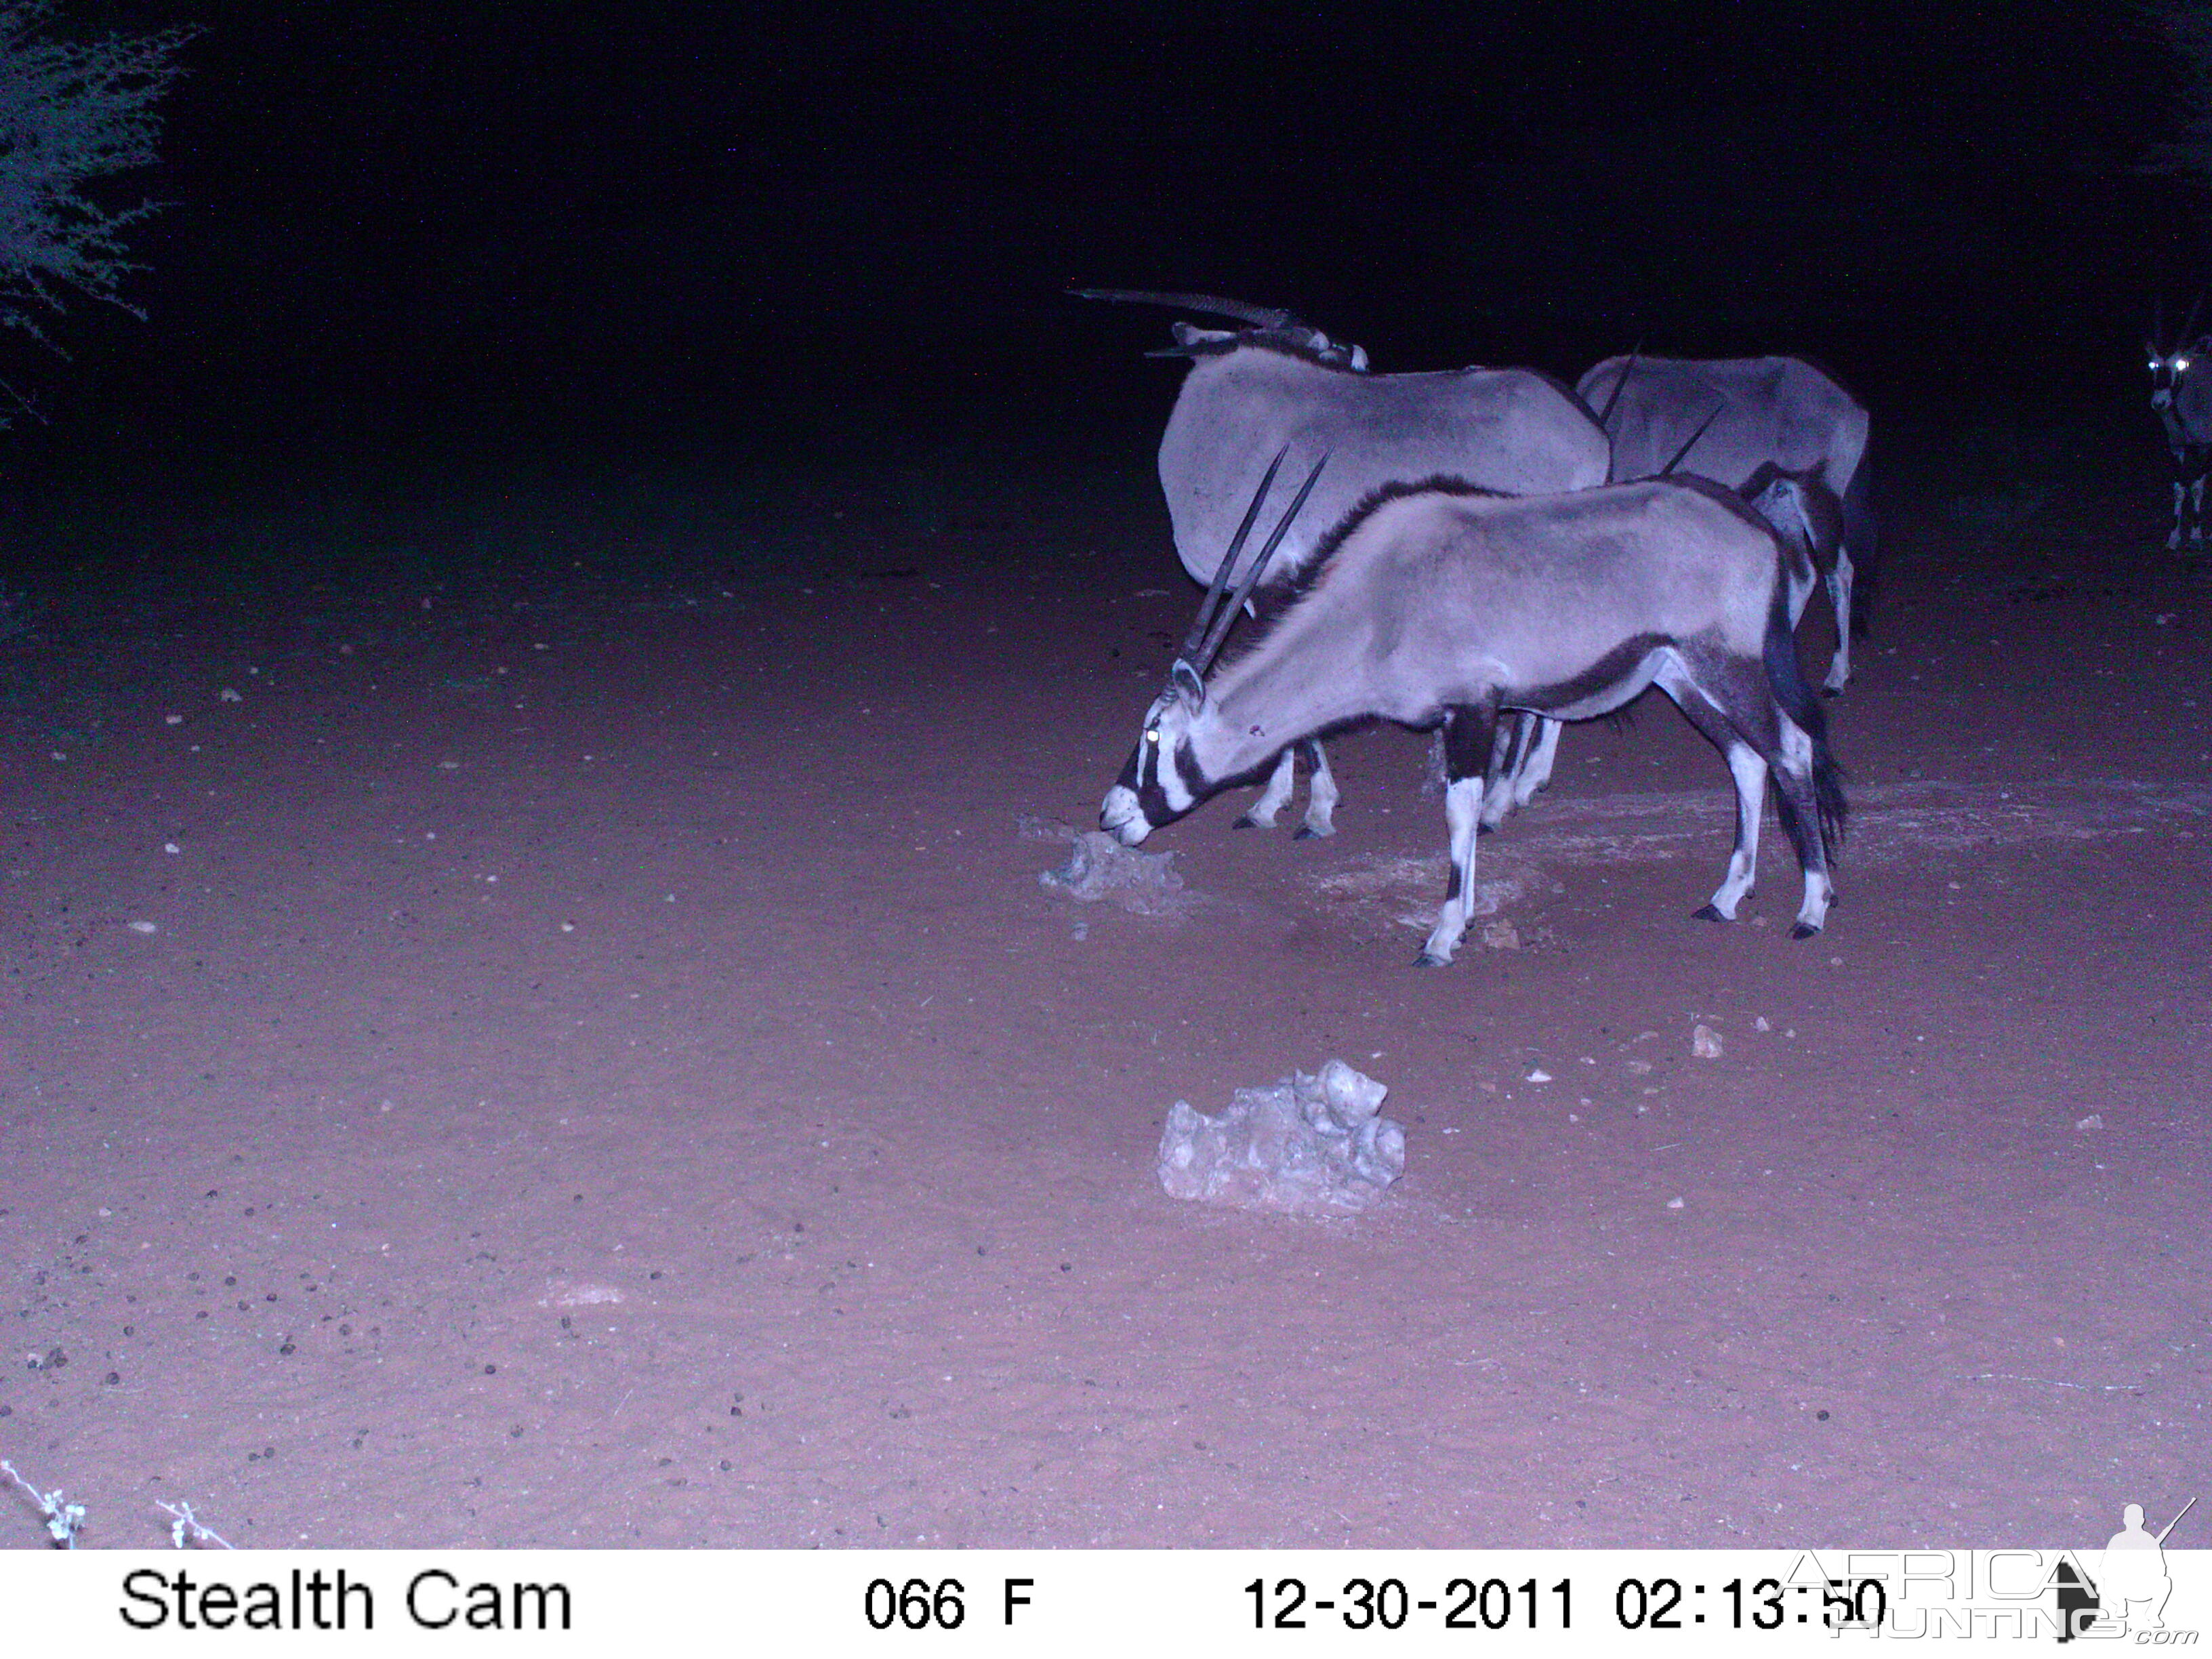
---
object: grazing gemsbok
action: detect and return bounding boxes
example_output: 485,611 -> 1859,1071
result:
2148,300 -> 2212,550
1073,288 -> 1609,837
1101,455 -> 1848,966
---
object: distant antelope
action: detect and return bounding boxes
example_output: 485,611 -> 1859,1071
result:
1101,453 -> 1847,966
2148,299 -> 2212,550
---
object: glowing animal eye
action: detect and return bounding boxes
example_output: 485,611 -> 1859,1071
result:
2182,359 -> 2193,371
1144,728 -> 1160,744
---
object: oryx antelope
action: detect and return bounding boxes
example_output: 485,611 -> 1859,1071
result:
1075,289 -> 1610,837
2148,300 -> 2212,550
1578,354 -> 1873,693
1101,455 -> 1848,966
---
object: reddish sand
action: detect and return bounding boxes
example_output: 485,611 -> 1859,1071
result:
2,461 -> 2207,1549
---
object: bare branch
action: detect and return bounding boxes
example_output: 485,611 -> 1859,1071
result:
0,1 -> 196,369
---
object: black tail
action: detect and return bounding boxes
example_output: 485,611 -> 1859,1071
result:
1763,578 -> 1849,855
1841,439 -> 1877,640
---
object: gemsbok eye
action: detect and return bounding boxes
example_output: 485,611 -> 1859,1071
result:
1145,728 -> 1160,744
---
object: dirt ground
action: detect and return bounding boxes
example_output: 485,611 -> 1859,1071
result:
1,451 -> 2207,1550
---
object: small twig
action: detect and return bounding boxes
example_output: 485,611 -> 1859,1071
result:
1,1457 -> 87,1549
156,1499 -> 235,1550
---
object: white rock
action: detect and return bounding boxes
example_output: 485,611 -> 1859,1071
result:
2075,1114 -> 2104,1132
1692,1025 -> 1724,1059
126,920 -> 158,935
1526,1067 -> 1553,1083
1158,1059 -> 1406,1217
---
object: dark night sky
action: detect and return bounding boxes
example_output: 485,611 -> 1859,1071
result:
8,1 -> 2190,481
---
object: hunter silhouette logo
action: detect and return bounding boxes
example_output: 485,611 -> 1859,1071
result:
2057,1496 -> 2196,1641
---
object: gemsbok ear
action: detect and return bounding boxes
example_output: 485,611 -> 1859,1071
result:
1170,659 -> 1206,708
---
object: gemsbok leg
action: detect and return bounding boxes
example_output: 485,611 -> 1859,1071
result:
1653,654 -> 1837,936
1418,701 -> 1500,967
1481,712 -> 1556,830
1235,748 -> 1298,830
1234,737 -> 1340,836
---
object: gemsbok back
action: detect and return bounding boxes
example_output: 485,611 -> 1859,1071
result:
1101,453 -> 1847,966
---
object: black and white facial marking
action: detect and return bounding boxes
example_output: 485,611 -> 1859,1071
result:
2149,342 -> 2192,409
1101,661 -> 1209,844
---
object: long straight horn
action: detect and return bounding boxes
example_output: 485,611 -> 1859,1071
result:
1660,401 -> 1723,477
1068,289 -> 1294,329
2188,294 -> 2205,346
1193,452 -> 1331,673
1593,345 -> 1640,434
1180,445 -> 1289,660
1595,346 -> 1640,485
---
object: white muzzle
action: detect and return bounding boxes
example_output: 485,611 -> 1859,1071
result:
1099,785 -> 1151,845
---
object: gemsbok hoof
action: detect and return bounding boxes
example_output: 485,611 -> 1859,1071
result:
1292,823 -> 1331,841
1414,950 -> 1450,968
1231,814 -> 1263,830
1790,921 -> 1822,940
1692,903 -> 1728,923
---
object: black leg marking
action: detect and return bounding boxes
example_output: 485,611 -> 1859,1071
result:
1419,701 -> 1501,968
